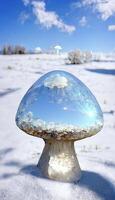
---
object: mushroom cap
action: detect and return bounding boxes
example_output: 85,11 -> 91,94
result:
54,45 -> 62,50
35,47 -> 42,52
16,70 -> 103,140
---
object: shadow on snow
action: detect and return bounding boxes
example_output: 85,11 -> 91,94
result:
1,156 -> 115,199
0,88 -> 20,97
20,165 -> 115,200
85,68 -> 115,76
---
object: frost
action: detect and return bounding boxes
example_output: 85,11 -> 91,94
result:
16,112 -> 103,140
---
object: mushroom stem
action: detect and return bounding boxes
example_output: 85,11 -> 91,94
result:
38,140 -> 81,182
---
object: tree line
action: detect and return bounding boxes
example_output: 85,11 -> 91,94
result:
1,45 -> 26,55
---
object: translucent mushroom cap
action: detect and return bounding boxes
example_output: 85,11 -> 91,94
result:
16,70 -> 103,140
35,47 -> 42,52
54,45 -> 62,50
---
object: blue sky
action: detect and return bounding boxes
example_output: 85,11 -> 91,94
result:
0,0 -> 115,52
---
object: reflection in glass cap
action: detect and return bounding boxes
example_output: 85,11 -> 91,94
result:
16,70 -> 103,140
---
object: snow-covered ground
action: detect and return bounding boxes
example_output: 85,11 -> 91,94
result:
0,54 -> 115,200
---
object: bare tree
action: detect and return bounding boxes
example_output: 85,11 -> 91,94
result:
2,45 -> 13,55
14,45 -> 26,54
67,50 -> 92,64
2,45 -> 26,55
68,50 -> 83,64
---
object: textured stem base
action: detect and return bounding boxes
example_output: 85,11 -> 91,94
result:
38,140 -> 81,182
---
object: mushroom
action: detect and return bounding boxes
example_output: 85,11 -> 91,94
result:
54,45 -> 62,54
35,47 -> 42,54
15,70 -> 103,182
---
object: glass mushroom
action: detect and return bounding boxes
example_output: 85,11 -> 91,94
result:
15,70 -> 103,182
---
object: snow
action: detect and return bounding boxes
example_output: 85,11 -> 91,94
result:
0,54 -> 115,200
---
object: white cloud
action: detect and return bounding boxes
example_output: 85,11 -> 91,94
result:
23,0 -> 30,6
19,12 -> 30,24
71,2 -> 82,9
79,16 -> 87,27
72,0 -> 115,20
82,0 -> 115,20
108,25 -> 115,31
22,0 -> 76,33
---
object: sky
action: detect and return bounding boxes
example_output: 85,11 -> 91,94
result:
0,0 -> 115,52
